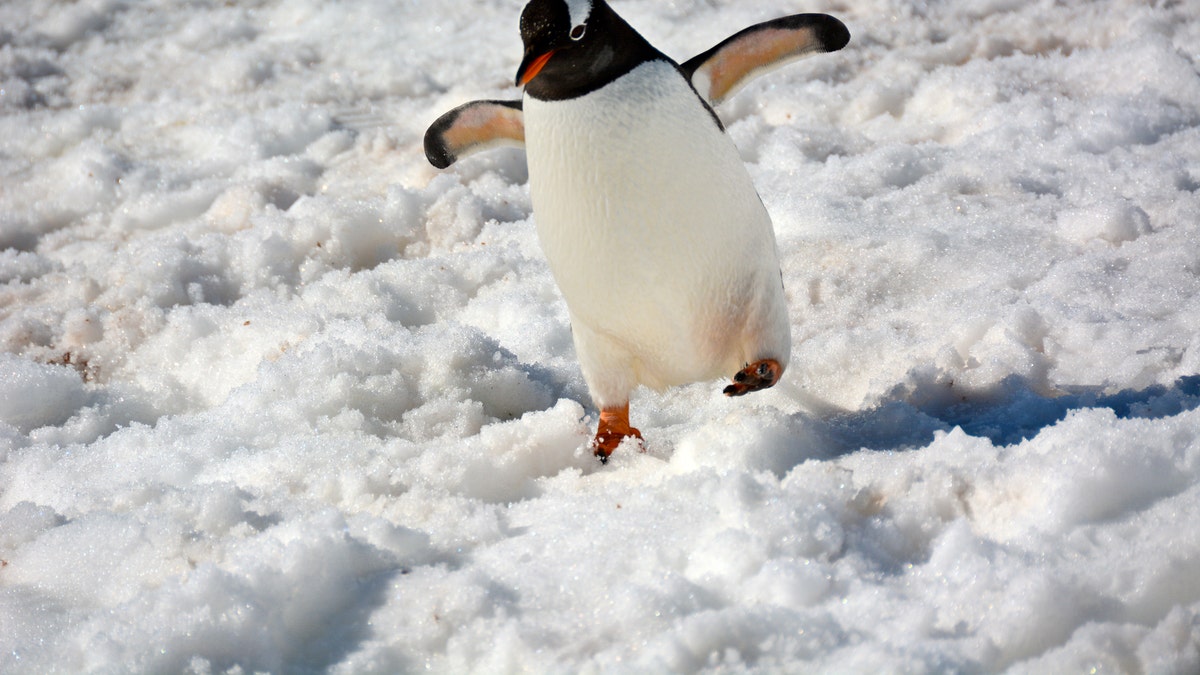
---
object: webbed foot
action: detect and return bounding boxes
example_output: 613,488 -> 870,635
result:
592,403 -> 643,462
723,359 -> 783,396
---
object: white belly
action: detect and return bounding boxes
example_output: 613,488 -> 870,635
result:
523,60 -> 790,407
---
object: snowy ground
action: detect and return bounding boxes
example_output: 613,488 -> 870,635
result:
3,0 -> 1200,672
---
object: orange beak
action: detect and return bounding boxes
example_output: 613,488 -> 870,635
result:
516,50 -> 556,87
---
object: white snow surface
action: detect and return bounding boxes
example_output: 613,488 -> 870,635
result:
2,0 -> 1200,672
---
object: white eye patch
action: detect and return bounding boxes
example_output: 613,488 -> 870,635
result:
564,0 -> 593,29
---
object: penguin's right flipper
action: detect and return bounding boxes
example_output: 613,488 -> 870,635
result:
683,14 -> 850,108
424,99 -> 525,169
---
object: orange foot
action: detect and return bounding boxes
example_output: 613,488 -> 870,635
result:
592,403 -> 643,462
723,359 -> 783,397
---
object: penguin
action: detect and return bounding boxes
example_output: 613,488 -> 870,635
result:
425,0 -> 849,459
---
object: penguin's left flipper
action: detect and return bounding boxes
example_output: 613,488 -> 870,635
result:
424,99 -> 525,169
683,14 -> 851,108
723,359 -> 784,397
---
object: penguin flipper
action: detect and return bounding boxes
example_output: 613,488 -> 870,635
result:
424,99 -> 525,169
682,14 -> 850,108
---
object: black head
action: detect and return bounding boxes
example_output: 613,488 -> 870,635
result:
515,0 -> 665,101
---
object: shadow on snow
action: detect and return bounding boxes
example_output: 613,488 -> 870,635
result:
815,373 -> 1200,454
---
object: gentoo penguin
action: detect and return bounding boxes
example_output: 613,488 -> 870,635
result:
426,0 -> 849,459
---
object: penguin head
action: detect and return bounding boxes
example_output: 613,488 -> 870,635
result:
515,0 -> 662,100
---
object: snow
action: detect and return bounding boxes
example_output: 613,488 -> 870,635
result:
2,0 -> 1199,671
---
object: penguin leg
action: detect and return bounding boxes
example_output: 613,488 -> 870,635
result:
723,359 -> 783,396
592,403 -> 643,462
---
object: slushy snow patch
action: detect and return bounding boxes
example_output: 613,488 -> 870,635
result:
0,355 -> 88,433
